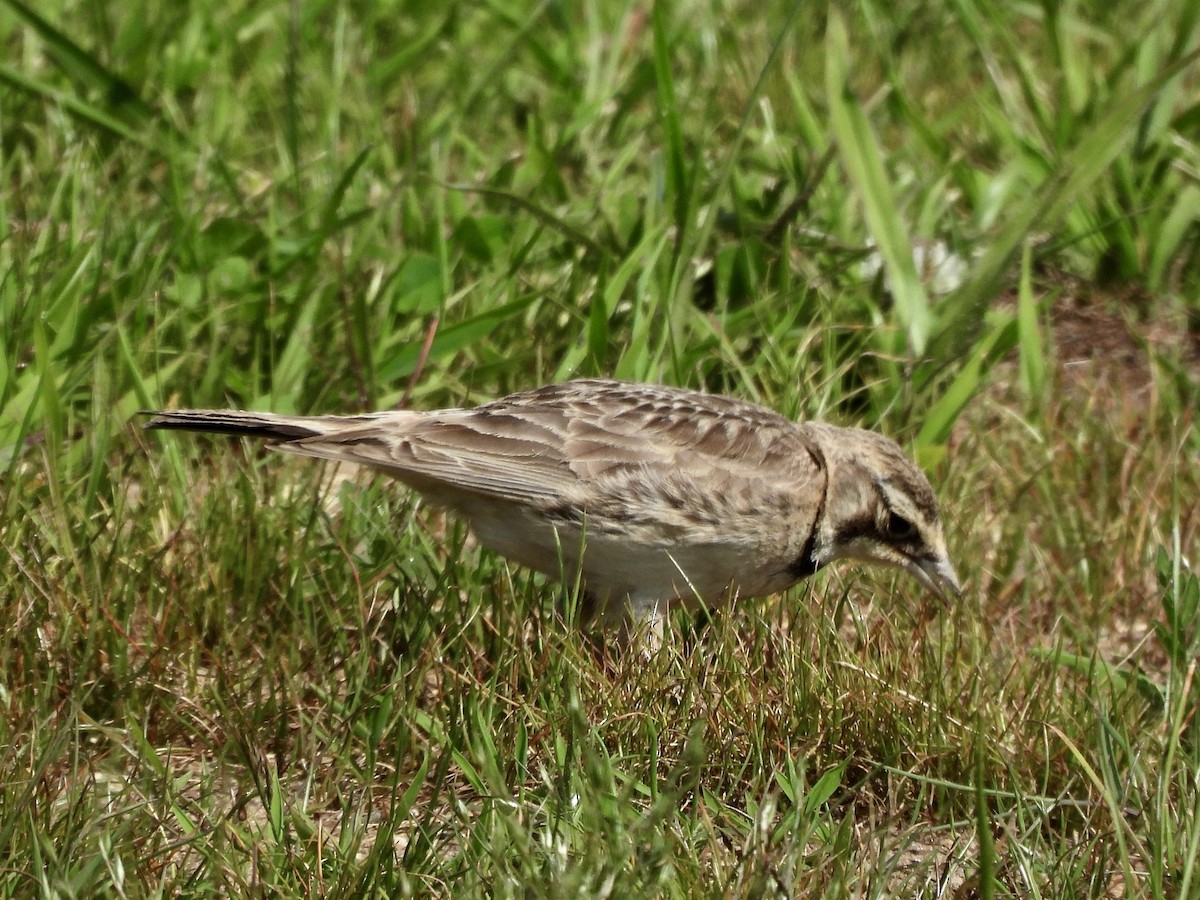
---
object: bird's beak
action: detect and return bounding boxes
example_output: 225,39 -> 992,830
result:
909,554 -> 963,603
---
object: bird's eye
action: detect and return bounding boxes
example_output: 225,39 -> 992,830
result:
885,513 -> 917,541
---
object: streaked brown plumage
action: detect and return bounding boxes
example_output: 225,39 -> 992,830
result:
144,379 -> 961,636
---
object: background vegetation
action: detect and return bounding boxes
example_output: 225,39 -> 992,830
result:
2,0 -> 1198,895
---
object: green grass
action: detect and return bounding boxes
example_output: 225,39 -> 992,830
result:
2,0 -> 1199,895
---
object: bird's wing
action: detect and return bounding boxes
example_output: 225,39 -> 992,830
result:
535,380 -> 818,481
277,411 -> 579,505
346,381 -> 827,515
144,381 -> 827,513
144,407 -> 577,503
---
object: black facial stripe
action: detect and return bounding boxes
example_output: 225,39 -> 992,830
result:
834,513 -> 878,545
789,529 -> 821,578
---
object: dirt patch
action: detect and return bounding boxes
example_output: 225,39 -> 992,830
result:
985,283 -> 1198,418
1048,290 -> 1199,402
1060,297 -> 1190,381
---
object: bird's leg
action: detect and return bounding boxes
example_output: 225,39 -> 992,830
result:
619,595 -> 668,657
578,593 -> 668,663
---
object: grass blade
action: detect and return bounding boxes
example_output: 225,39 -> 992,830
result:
825,11 -> 933,354
0,0 -> 155,124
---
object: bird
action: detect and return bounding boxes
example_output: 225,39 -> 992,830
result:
143,379 -> 961,641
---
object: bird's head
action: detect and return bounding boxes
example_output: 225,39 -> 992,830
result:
809,426 -> 961,602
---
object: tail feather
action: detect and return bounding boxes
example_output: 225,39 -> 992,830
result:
142,410 -> 365,442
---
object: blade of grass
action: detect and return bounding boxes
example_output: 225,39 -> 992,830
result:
651,1 -> 688,236
917,313 -> 1017,447
825,10 -> 933,355
0,0 -> 155,124
1016,241 -> 1045,403
0,63 -> 145,145
376,294 -> 539,387
974,735 -> 996,900
935,45 -> 1200,358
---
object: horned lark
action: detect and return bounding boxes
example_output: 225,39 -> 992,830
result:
145,379 -> 961,636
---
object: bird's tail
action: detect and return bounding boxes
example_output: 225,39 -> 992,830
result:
142,409 -> 387,442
